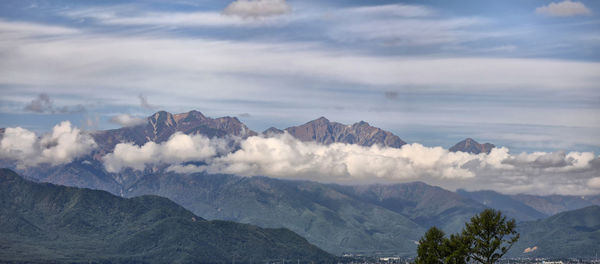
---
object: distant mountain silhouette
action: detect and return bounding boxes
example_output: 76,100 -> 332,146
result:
457,189 -> 548,221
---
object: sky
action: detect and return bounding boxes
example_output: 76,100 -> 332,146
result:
0,0 -> 599,154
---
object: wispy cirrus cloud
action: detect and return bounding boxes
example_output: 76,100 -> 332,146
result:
63,3 -> 290,28
340,4 -> 434,18
223,0 -> 290,18
0,20 -> 78,37
2,19 -> 597,92
1,18 -> 598,150
23,93 -> 86,114
1,0 -> 599,153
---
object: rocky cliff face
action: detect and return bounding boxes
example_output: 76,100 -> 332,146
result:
449,138 -> 494,154
92,110 -> 257,154
280,117 -> 406,148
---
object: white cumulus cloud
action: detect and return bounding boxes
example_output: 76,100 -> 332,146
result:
98,131 -> 600,195
203,134 -> 479,182
202,134 -> 599,191
0,121 -> 97,168
102,132 -> 232,173
588,177 -> 600,189
535,1 -> 592,17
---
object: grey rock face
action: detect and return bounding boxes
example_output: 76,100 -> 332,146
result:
282,117 -> 406,148
449,138 -> 495,154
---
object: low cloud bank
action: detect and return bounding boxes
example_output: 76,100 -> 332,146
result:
100,132 -> 600,195
103,132 -> 232,173
0,122 -> 96,167
1,122 -> 598,195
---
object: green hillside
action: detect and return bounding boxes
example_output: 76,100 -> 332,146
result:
0,169 -> 335,263
509,205 -> 600,258
125,172 -> 427,255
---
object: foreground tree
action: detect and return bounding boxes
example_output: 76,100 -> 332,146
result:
414,209 -> 518,264
415,227 -> 446,264
415,227 -> 470,264
463,209 -> 519,264
441,233 -> 470,264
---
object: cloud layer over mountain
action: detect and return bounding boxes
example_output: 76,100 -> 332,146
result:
1,122 -> 599,195
103,132 -> 232,172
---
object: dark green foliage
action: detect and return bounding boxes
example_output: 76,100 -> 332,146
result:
463,209 -> 519,264
416,209 -> 519,264
415,227 -> 446,264
0,169 -> 335,264
442,234 -> 470,264
415,228 -> 469,264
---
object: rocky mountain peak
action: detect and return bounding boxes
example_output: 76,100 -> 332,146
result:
314,116 -> 329,123
449,138 -> 495,154
353,121 -> 370,127
280,117 -> 406,148
173,110 -> 206,123
149,111 -> 175,126
146,111 -> 177,141
263,127 -> 284,135
92,110 -> 257,153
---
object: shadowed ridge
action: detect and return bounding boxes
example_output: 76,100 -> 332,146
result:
456,189 -> 548,221
0,169 -> 335,263
330,181 -> 485,233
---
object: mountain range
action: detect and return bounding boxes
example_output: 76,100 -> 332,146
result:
0,169 -> 334,263
1,110 -> 599,257
265,117 -> 406,148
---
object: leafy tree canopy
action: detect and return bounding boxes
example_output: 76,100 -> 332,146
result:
415,209 -> 519,264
